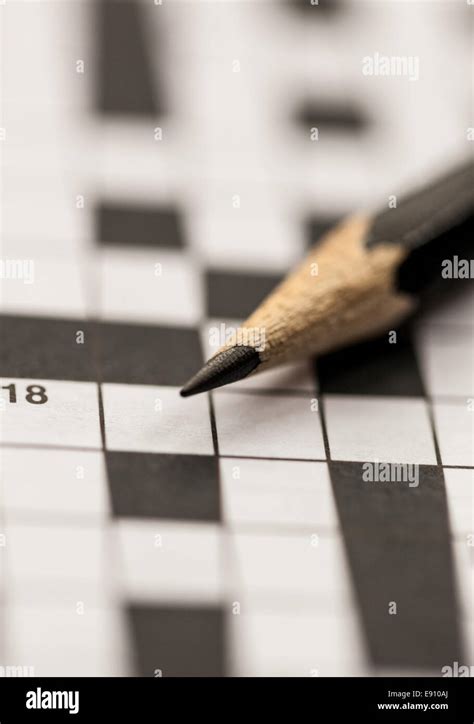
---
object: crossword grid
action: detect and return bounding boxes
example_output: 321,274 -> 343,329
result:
0,0 -> 473,677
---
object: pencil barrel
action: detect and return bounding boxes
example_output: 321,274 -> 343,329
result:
223,215 -> 416,370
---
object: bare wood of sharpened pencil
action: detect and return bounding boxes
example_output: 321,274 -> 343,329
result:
222,215 -> 415,371
180,161 -> 473,397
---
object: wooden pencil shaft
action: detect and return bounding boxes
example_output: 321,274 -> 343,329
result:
237,216 -> 414,369
219,162 -> 473,370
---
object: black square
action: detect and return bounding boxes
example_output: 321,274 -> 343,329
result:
96,0 -> 161,115
305,215 -> 341,249
294,101 -> 368,134
97,322 -> 202,386
290,0 -> 343,14
106,452 -> 221,521
96,203 -> 185,249
206,270 -> 282,319
128,603 -> 226,677
329,461 -> 462,669
317,326 -> 425,396
0,315 -> 96,381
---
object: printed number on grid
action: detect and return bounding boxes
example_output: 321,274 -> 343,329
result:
1,384 -> 48,405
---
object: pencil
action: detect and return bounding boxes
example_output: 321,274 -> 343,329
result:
181,161 -> 473,398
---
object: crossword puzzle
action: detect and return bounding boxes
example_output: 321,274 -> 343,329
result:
0,0 -> 472,677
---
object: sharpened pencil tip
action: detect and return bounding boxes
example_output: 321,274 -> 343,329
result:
180,346 -> 261,397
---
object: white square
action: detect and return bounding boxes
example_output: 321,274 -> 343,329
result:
235,362 -> 316,393
231,532 -> 351,604
0,379 -> 101,449
232,611 -> 365,677
115,520 -> 223,604
444,468 -> 474,538
214,392 -> 324,460
432,401 -> 474,466
5,605 -> 127,677
99,248 -> 203,326
103,383 -> 213,455
465,621 -> 474,667
0,188 -> 85,259
452,541 -> 474,624
324,395 -> 437,464
0,258 -> 87,319
192,211 -> 301,271
4,523 -> 106,588
416,325 -> 474,397
0,448 -> 109,519
220,458 -> 338,529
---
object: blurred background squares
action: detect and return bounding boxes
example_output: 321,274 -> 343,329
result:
96,0 -> 162,116
0,317 -> 96,382
5,605 -> 124,677
304,214 -> 341,249
206,269 -> 283,319
220,458 -> 337,529
0,259 -> 87,320
98,249 -> 203,326
193,212 -> 302,270
0,448 -> 109,519
97,323 -> 203,386
232,610 -> 363,678
289,0 -> 344,17
294,99 -> 368,136
4,523 -> 106,588
96,203 -> 185,249
128,603 -> 227,677
116,520 -> 223,603
231,532 -> 350,604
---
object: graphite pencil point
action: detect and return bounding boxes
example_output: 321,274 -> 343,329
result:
180,346 -> 261,397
